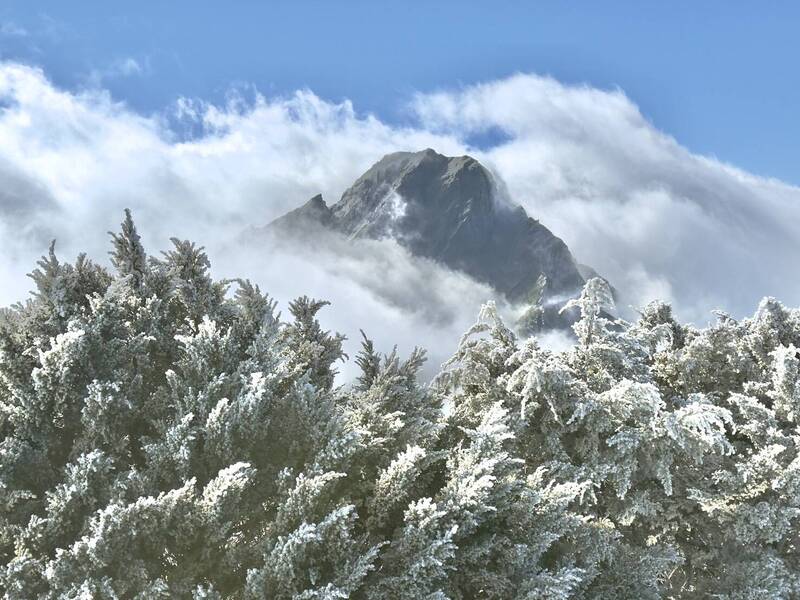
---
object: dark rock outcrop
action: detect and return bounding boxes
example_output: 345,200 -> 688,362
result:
265,193 -> 334,233
258,149 -> 598,331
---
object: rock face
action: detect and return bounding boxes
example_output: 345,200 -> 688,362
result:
262,148 -> 588,305
265,193 -> 334,233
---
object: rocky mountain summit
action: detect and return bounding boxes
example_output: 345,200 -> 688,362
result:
260,149 -> 596,327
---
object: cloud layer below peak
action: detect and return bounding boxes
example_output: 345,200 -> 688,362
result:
1,62 -> 799,366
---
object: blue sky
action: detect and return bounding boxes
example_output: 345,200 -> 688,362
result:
1,1 -> 798,183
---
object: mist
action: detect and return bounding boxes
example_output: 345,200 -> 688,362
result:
2,62 -> 800,367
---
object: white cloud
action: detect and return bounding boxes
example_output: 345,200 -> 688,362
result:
224,229 -> 509,378
0,62 -> 798,369
0,62 -> 470,369
114,57 -> 143,77
411,74 -> 800,322
86,57 -> 147,87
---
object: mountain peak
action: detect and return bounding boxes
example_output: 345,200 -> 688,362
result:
307,192 -> 326,206
263,149 -> 587,306
264,192 -> 333,233
331,149 -> 496,239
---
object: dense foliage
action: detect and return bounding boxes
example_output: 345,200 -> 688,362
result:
1,212 -> 798,598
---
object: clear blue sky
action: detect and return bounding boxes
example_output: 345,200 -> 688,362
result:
1,1 -> 798,184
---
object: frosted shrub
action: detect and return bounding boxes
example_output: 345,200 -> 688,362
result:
1,217 -> 798,598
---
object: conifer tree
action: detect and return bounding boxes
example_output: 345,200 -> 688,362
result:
108,208 -> 147,290
2,214 -> 800,598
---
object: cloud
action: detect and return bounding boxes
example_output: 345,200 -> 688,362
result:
0,62 -> 799,370
112,57 -> 144,77
411,74 -> 800,322
86,57 -> 147,87
0,62 -> 471,369
0,22 -> 28,37
225,228 -> 509,378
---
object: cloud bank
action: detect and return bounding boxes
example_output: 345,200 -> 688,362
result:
228,228 -> 508,379
1,62 -> 799,368
413,75 -> 800,323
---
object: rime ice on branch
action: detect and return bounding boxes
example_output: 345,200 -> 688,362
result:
0,213 -> 798,598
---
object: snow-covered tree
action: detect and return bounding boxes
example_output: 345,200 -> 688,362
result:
2,213 -> 800,598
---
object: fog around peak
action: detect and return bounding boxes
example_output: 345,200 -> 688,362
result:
2,63 -> 799,368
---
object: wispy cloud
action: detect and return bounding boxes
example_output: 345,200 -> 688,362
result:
0,21 -> 28,37
0,63 -> 798,366
86,57 -> 147,87
36,13 -> 70,43
113,57 -> 144,77
410,74 -> 800,322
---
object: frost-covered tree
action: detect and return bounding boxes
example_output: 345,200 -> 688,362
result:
2,215 -> 800,598
436,280 -> 800,598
